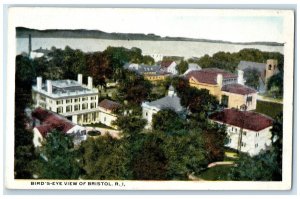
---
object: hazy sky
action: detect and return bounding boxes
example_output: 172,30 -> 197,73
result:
13,8 -> 284,43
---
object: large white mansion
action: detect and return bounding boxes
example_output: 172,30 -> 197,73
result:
32,74 -> 100,125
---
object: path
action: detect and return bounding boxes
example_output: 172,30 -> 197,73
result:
257,95 -> 283,104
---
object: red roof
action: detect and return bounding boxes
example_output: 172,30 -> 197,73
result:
209,109 -> 273,131
221,83 -> 257,95
32,107 -> 75,137
186,68 -> 237,85
99,99 -> 121,111
160,61 -> 175,68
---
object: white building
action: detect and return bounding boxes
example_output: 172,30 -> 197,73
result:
32,74 -> 99,125
209,108 -> 274,156
99,99 -> 121,129
32,107 -> 86,148
141,86 -> 185,129
160,61 -> 178,75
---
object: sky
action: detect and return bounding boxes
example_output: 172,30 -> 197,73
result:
12,8 -> 285,43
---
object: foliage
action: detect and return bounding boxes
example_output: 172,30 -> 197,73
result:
36,130 -> 81,179
244,68 -> 260,89
116,70 -> 153,105
199,165 -> 232,181
79,135 -> 130,180
152,109 -> 186,133
176,60 -> 189,74
270,112 -> 283,180
228,152 -> 280,181
267,72 -> 284,98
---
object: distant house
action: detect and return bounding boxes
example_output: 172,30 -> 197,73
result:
141,85 -> 186,129
237,59 -> 279,93
209,108 -> 273,156
32,107 -> 86,148
185,68 -> 257,110
160,60 -> 178,75
99,99 -> 121,129
123,63 -> 170,82
29,47 -> 51,59
183,63 -> 202,75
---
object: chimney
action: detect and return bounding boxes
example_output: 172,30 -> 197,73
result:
47,80 -> 52,94
216,74 -> 223,87
37,77 -> 42,90
28,34 -> 32,55
77,74 -> 82,85
88,76 -> 93,89
237,70 -> 244,85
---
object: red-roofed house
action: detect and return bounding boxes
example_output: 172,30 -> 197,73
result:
32,107 -> 86,147
209,108 -> 274,156
185,68 -> 257,110
160,61 -> 178,75
99,99 -> 121,129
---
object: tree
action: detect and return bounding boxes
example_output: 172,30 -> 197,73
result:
267,72 -> 283,98
36,130 -> 81,179
228,152 -> 280,181
152,109 -> 186,133
79,135 -> 130,180
244,68 -> 260,89
176,60 -> 189,74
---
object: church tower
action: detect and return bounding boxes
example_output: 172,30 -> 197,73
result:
265,59 -> 278,82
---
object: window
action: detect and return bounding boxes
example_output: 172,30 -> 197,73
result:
82,103 -> 88,110
82,97 -> 88,101
243,131 -> 247,136
242,142 -> 246,147
74,98 -> 80,103
221,95 -> 229,107
66,105 -> 72,112
66,99 -> 72,104
104,117 -> 106,122
57,107 -> 63,114
90,96 -> 96,101
228,138 -> 232,144
56,100 -> 62,105
255,144 -> 258,148
90,102 -> 96,109
256,132 -> 260,137
145,112 -> 148,116
268,64 -> 272,70
74,104 -> 80,111
40,96 -> 46,101
246,96 -> 253,105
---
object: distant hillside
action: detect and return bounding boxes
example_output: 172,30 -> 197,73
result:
16,27 -> 284,46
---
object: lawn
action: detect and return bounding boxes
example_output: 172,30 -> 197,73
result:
255,100 -> 283,119
198,165 -> 232,181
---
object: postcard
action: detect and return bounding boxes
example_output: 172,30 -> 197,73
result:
4,7 -> 294,190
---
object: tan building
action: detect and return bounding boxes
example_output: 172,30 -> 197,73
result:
99,99 -> 121,129
186,68 -> 257,110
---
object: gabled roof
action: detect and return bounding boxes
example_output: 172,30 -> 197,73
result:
238,61 -> 266,74
160,60 -> 175,68
209,109 -> 273,131
221,83 -> 257,95
186,68 -> 237,85
32,107 -> 75,137
145,95 -> 184,113
99,99 -> 121,111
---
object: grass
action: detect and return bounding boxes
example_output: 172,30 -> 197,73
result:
255,100 -> 283,119
199,165 -> 232,181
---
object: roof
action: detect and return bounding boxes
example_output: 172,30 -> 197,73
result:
39,79 -> 90,94
99,99 -> 121,111
186,68 -> 237,85
160,60 -> 175,68
209,109 -> 273,131
144,95 -> 184,113
221,83 -> 257,95
238,61 -> 266,74
123,63 -> 160,75
32,107 -> 75,137
188,63 -> 201,70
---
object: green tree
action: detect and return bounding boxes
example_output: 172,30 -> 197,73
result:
36,130 -> 81,179
176,60 -> 189,74
79,135 -> 130,180
244,68 -> 261,89
267,72 -> 283,98
152,109 -> 186,133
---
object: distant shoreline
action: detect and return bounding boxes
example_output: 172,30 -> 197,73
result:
16,27 -> 284,47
